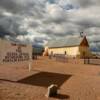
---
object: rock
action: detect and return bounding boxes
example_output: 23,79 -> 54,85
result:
45,84 -> 58,97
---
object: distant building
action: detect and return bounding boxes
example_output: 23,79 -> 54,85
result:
32,45 -> 44,56
0,38 -> 32,66
32,45 -> 44,59
44,36 -> 92,58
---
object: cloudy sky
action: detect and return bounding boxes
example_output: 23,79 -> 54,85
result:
0,0 -> 100,51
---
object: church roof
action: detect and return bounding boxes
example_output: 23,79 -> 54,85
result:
47,36 -> 84,48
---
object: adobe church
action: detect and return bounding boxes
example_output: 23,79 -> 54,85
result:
43,36 -> 92,58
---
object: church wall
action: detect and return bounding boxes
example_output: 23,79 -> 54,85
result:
48,46 -> 79,57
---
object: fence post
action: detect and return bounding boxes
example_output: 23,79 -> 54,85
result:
88,58 -> 90,64
84,58 -> 85,64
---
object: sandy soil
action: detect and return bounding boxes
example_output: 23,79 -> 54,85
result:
0,56 -> 100,100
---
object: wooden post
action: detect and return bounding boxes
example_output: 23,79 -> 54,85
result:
29,55 -> 32,72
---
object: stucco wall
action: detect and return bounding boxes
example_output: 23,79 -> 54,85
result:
48,46 -> 79,57
48,45 -> 91,58
79,46 -> 91,58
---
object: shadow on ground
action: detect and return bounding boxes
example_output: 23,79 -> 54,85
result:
17,71 -> 72,88
52,93 -> 70,99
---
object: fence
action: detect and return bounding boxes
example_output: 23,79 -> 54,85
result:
85,59 -> 100,65
49,54 -> 100,65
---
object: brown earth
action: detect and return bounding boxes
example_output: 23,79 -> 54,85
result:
0,56 -> 100,100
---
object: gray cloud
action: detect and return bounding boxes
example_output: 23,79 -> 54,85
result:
0,0 -> 46,37
0,0 -> 100,52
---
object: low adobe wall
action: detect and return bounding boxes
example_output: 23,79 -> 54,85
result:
49,55 -> 85,64
49,55 -> 100,65
67,58 -> 85,64
86,59 -> 100,65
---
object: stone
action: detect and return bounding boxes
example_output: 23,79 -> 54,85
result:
45,84 -> 58,97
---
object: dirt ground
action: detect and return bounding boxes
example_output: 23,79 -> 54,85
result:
0,56 -> 100,100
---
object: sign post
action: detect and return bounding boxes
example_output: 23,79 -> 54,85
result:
29,55 -> 32,72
